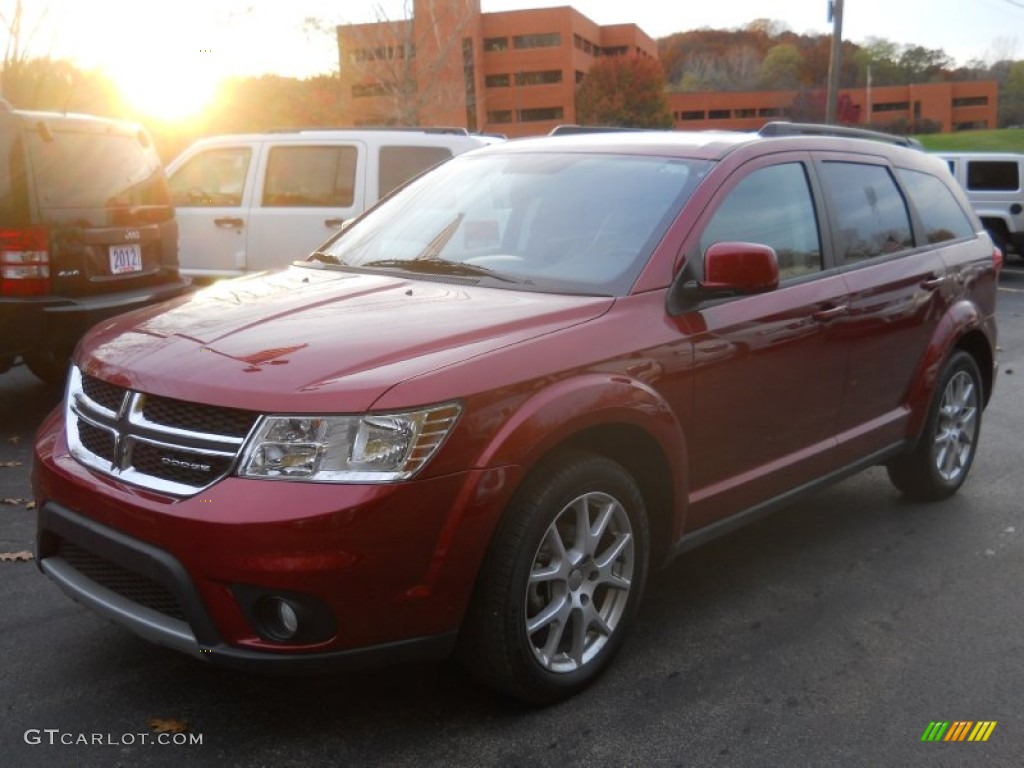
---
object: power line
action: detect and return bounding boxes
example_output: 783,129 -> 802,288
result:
998,0 -> 1024,10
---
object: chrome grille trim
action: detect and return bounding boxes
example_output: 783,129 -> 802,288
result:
66,366 -> 261,496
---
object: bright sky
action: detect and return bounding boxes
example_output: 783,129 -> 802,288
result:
15,0 -> 1024,117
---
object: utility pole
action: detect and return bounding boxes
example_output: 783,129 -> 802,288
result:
825,0 -> 844,124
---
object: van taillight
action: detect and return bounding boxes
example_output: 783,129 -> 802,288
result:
993,246 -> 1004,273
0,227 -> 50,295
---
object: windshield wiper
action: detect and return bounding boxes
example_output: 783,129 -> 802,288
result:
361,258 -> 526,283
415,213 -> 464,262
308,250 -> 342,265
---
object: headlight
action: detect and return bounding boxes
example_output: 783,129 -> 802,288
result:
238,403 -> 461,482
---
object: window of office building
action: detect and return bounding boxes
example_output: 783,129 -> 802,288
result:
484,37 -> 508,51
518,106 -> 564,122
513,33 -> 561,49
485,74 -> 510,88
873,101 -> 910,113
515,70 -> 562,86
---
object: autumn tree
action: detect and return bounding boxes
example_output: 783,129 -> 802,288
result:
575,55 -> 673,129
758,44 -> 803,89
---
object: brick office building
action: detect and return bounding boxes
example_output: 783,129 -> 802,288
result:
338,1 -> 998,137
336,0 -> 657,137
668,80 -> 999,133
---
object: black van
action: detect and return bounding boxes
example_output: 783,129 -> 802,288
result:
0,102 -> 190,383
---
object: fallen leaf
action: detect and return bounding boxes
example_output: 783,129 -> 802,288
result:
0,551 -> 33,562
1,498 -> 27,506
0,460 -> 22,468
146,717 -> 189,734
7,435 -> 21,444
25,501 -> 36,510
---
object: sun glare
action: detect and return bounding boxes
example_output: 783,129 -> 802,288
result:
111,60 -> 222,123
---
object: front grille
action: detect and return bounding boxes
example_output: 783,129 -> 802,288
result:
77,420 -> 116,462
67,368 -> 260,496
57,539 -> 187,622
81,375 -> 128,413
130,440 -> 236,488
142,394 -> 257,438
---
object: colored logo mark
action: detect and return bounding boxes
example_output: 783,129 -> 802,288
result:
921,721 -> 997,742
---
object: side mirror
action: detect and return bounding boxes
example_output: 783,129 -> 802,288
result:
700,242 -> 779,295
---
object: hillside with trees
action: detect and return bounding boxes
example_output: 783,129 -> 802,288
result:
660,19 -> 1024,128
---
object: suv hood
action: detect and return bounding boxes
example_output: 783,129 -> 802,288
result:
78,266 -> 613,412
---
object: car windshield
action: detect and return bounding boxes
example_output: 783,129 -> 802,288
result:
308,150 -> 710,295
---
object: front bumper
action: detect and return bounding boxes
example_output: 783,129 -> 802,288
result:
33,413 -> 518,671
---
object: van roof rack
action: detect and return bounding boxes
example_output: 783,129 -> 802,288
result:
758,121 -> 922,148
265,126 -> 470,136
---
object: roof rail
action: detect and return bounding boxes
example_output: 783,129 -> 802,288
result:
264,126 -> 470,136
758,121 -> 923,149
548,124 -> 654,136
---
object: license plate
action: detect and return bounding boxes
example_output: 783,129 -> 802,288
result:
110,244 -> 143,274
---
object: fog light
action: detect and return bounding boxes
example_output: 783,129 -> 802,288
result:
258,596 -> 301,641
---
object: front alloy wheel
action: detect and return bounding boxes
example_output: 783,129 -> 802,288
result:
525,490 -> 635,674
460,452 -> 649,704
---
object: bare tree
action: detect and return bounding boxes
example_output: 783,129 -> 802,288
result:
0,0 -> 49,103
336,0 -> 478,126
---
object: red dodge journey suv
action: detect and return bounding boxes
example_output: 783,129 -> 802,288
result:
33,124 -> 1000,703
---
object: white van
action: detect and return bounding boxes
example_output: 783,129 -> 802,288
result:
166,128 -> 499,278
935,152 -> 1024,257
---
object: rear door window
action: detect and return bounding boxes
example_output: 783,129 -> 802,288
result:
818,162 -> 913,263
378,145 -> 453,197
966,161 -> 1020,191
261,145 -> 357,207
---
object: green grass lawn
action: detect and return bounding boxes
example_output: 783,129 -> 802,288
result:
917,128 -> 1024,152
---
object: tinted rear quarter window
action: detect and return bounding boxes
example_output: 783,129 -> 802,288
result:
819,162 -> 913,263
897,168 -> 975,244
378,145 -> 453,198
966,161 -> 1020,191
27,128 -> 168,208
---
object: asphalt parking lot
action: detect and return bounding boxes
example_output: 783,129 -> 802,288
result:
1,263 -> 1023,767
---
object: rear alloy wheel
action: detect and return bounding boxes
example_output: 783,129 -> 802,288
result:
460,452 -> 649,704
887,350 -> 983,501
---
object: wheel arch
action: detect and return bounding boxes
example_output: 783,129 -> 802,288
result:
954,328 -> 995,407
905,299 -> 996,439
473,373 -> 688,567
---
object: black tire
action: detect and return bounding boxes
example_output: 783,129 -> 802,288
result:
23,348 -> 71,386
887,350 -> 983,501
459,451 -> 650,704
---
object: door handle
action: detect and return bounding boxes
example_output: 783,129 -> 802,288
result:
921,275 -> 947,290
812,304 -> 848,322
214,217 -> 244,229
324,218 -> 345,228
